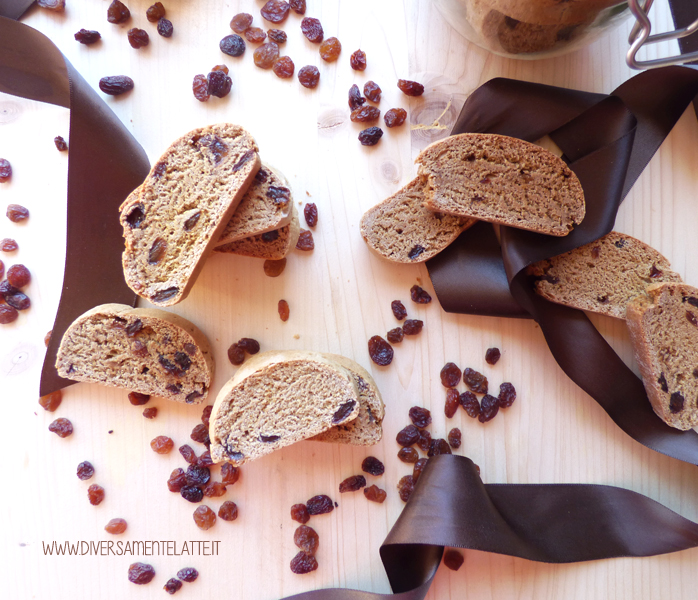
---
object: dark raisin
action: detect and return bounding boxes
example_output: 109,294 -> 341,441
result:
142,407 -> 157,419
260,434 -> 281,443
7,204 -> 29,222
231,13 -> 253,33
220,463 -> 240,485
443,548 -> 464,571
268,29 -> 287,43
75,29 -> 102,45
180,485 -> 204,503
298,65 -> 320,88
235,338 -> 259,355
409,406 -> 432,428
658,373 -> 669,393
273,56 -> 295,78
447,428 -> 462,449
428,438 -> 452,457
368,335 -> 393,366
54,135 -> 68,151
261,0 -> 290,23
179,444 -> 197,464
49,418 -> 73,438
301,17 -> 323,42
7,264 -> 30,288
410,285 -> 431,304
350,49 -> 367,70
478,394 -> 500,423
291,503 -> 310,523
177,567 -> 199,582
294,524 -> 319,554
0,303 -> 18,324
220,34 -> 246,57
0,159 -> 11,182
384,108 -> 407,128
125,204 -> 144,229
670,391 -> 685,413
127,391 -> 150,406
398,447 -> 419,463
463,368 -> 488,394
363,485 -> 387,503
408,245 -> 425,260
105,518 -> 128,534
397,79 -> 424,96
99,75 -> 134,96
157,18 -> 173,37
147,238 -> 167,264
649,264 -> 663,278
227,343 -> 245,365
363,81 -> 381,103
348,84 -> 366,110
358,127 -> 383,146
1,239 -> 17,252
232,149 -> 255,172
163,578 -> 183,595
167,468 -> 186,493
245,27 -> 266,43
197,450 -> 214,467
290,551 -> 318,574
306,494 -> 334,515
396,424 -> 420,447
485,347 -> 501,365
684,296 -> 698,308
190,423 -> 210,446
303,203 -> 318,227
0,280 -> 18,299
386,327 -> 403,344
361,456 -> 384,476
39,390 -> 62,412
128,562 -> 155,585
158,354 -> 179,375
186,343 -> 198,356
192,74 -> 210,102
166,383 -> 182,395
6,292 -> 30,310
181,212 -> 202,233
460,391 -> 480,418
397,475 -> 415,502
403,319 -> 423,335
296,229 -> 315,251
267,185 -> 291,206
319,37 -> 342,62
413,458 -> 428,483
350,105 -> 381,123
687,311 -> 698,327
77,461 -> 95,480
440,362 -> 461,388
254,41 -> 280,69
146,2 -> 165,22
107,0 -> 130,24
416,428 -> 432,453
498,382 -> 516,408
127,28 -> 149,49
193,505 -> 216,530
151,287 -> 179,303
289,0 -> 306,14
88,484 -> 106,505
445,388 -> 460,418
208,70 -> 232,98
278,299 -> 290,321
262,230 -> 280,242
332,400 -> 356,424
264,258 -> 287,277
391,300 -> 407,320
339,475 -> 366,493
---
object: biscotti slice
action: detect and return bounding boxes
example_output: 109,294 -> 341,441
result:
360,176 -> 476,263
215,163 -> 293,246
119,124 -> 261,307
214,199 -> 300,260
416,133 -> 585,236
56,303 -> 214,404
209,351 -> 361,466
626,283 -> 698,430
311,354 -> 384,445
527,232 -> 682,319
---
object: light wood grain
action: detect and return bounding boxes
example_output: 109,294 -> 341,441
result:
4,1 -> 698,599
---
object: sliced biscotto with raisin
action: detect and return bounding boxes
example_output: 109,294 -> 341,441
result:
119,124 -> 260,306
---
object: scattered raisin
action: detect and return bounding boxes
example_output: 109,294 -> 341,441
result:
0,303 -> 17,324
76,461 -> 95,480
39,390 -> 62,411
197,450 -> 214,467
386,327 -> 403,344
485,347 -> 501,365
254,41 -> 280,69
37,0 -> 65,10
348,85 -> 365,111
227,343 -> 245,365
49,418 -> 73,438
128,562 -> 155,585
412,458 -> 428,483
99,76 -> 134,96
261,0 -> 290,23
391,300 -> 407,321
1,281 -> 20,300
296,229 -> 314,251
440,362 -> 461,388
245,27 -> 266,43
396,424 -> 420,447
268,29 -> 287,43
403,319 -> 423,335
1,239 -> 17,252
220,34 -> 246,57
478,394 -> 500,423
128,391 -> 150,406
167,468 -> 187,493
358,127 -> 383,146
397,475 -> 415,502
185,464 -> 210,487
291,503 -> 310,523
231,13 -> 253,33
350,49 -> 367,71
460,391 -> 480,418
273,56 -> 295,78
0,159 -> 11,183
361,456 -> 385,476
192,74 -> 210,102
398,447 -> 419,463
410,285 -> 431,304
362,81 -> 381,103
416,428 -> 432,453
105,518 -> 127,534
298,65 -> 320,88
290,551 -> 318,574
447,428 -> 462,449
142,407 -> 157,419
294,525 -> 320,555
218,500 -> 239,521
306,494 -> 334,515
237,338 -> 260,355
179,444 -> 197,464
339,475 -> 366,493
260,258 -> 286,279
151,436 -> 174,454
180,485 -> 204,503
157,18 -> 173,37
384,108 -> 407,128
463,368 -> 488,394
107,0 -> 130,24
203,480 -> 227,498
289,0 -> 306,14
428,438 -> 452,457
75,29 -> 102,45
127,28 -> 149,49
350,105 -> 381,123
193,505 -> 217,530
88,484 -> 106,505
368,335 -> 393,366
445,388 -> 460,418
409,406 -> 432,428
301,17 -> 323,42
363,485 -> 387,503
278,299 -> 290,321
7,204 -> 29,222
208,70 -> 232,98
6,292 -> 30,310
54,135 -> 68,151
443,548 -> 464,571
319,37 -> 342,61
303,203 -> 318,227
177,567 -> 199,582
498,382 -> 516,408
164,578 -> 183,595
190,423 -> 210,447
397,79 -> 425,96
146,2 -> 165,22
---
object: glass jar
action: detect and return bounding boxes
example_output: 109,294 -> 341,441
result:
434,0 -> 632,59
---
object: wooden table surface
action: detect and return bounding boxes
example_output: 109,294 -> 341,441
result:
4,1 -> 698,599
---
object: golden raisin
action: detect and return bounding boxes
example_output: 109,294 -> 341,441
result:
319,37 -> 341,62
363,485 -> 387,503
218,500 -> 239,521
150,435 -> 174,454
253,41 -> 280,69
384,108 -> 407,128
39,390 -> 63,412
278,299 -> 290,321
296,229 -> 314,251
193,505 -> 217,530
298,65 -> 320,88
350,49 -> 366,70
88,484 -> 105,505
397,79 -> 424,96
230,13 -> 253,33
291,503 -> 310,523
105,518 -> 127,534
273,56 -> 295,78
245,27 -> 266,43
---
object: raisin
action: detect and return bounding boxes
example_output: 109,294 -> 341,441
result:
143,407 -> 157,419
387,327 -> 403,344
384,108 -> 407,128
103,518 -> 127,535
292,525 -> 319,556
262,230 -> 280,242
99,76 -> 134,96
478,394 -> 500,423
391,300 -> 407,321
264,258 -> 287,277
39,390 -> 62,411
498,382 -> 516,408
448,428 -> 462,449
179,444 -> 198,464
396,424 -> 420,447
186,343 -> 198,357
192,74 -> 210,101
649,264 -> 663,278
237,338 -> 260,354
363,485 -> 387,503
157,18 -> 173,37
350,49 -> 367,71
197,450 -> 214,467
268,29 -> 287,43
6,265 -> 29,288
358,127 -> 383,146
301,17 -> 323,42
303,203 -> 318,227
151,436 -> 174,454
445,388 -> 460,418
443,548 -> 464,571
245,27 -> 266,43
146,2 -> 165,22
164,578 -> 183,595
413,458 -> 428,483
463,368 -> 488,394
485,347 -> 501,365
397,79 -> 425,96
193,505 -> 216,530
185,464 -> 210,487
348,84 -> 366,110
233,149 -> 255,171
88,484 -> 106,505
298,65 -> 320,88
77,461 -> 95,480
126,204 -> 145,228
273,56 -> 295,78
319,37 -> 342,61
220,34 -> 246,57
687,311 -> 698,327
6,292 -> 30,310
1,239 -> 17,252
428,438 -> 452,457
54,135 -> 69,151
0,280 -> 18,299
49,418 -> 73,438
410,285 -> 431,304
45,331 -> 52,346
339,475 -> 366,493
203,480 -> 226,498
409,406 -> 432,428
332,400 -> 357,424
290,551 -> 318,574
107,1 -> 130,24
128,562 -> 155,585
227,343 -> 245,365
416,428 -> 432,453
291,503 -> 310,523
253,41 -> 280,69
0,159 -> 11,182
174,351 -> 192,372
289,0 -> 306,14
74,29 -> 101,46
440,362 -> 461,388
151,287 -> 179,303
460,391 -> 480,418
231,13 -> 253,33
177,567 -> 199,582
670,391 -> 685,413
296,229 -> 314,250
148,238 -> 167,264
127,28 -> 149,49
218,500 -> 239,521
7,204 -> 29,222
368,335 -> 393,366
262,0 -> 290,23
306,494 -> 334,515
208,70 -> 232,98
190,423 -> 210,446
0,262 -> 3,280
408,245 -> 425,260
37,0 -> 65,10
350,105 -> 381,123
361,456 -> 385,476
398,447 -> 419,463
0,303 -> 15,325
397,475 -> 415,502
403,319 -> 423,335
180,485 -> 204,503
167,468 -> 186,492
278,299 -> 290,321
